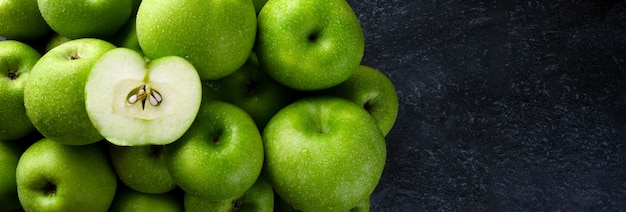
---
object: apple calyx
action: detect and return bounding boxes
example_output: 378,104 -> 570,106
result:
126,84 -> 163,110
232,199 -> 243,210
6,70 -> 18,80
41,181 -> 57,196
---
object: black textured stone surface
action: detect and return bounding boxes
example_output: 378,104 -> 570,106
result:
347,0 -> 626,210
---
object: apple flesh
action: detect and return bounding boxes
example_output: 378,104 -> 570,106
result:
85,48 -> 202,146
263,96 -> 386,211
0,40 -> 41,140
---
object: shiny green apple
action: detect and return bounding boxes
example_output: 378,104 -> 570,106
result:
184,176 -> 274,212
37,0 -> 132,39
0,0 -> 50,40
108,144 -> 177,194
24,38 -> 115,145
16,138 -> 117,211
0,40 -> 40,140
321,65 -> 399,136
202,53 -> 295,128
164,101 -> 264,201
0,140 -> 23,211
263,96 -> 386,211
136,0 -> 256,80
109,186 -> 184,212
256,0 -> 364,90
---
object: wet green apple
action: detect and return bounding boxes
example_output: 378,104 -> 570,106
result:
136,0 -> 256,80
202,53 -> 295,128
16,138 -> 117,211
108,144 -> 177,194
321,65 -> 398,136
37,0 -> 132,39
0,40 -> 40,140
24,38 -> 116,145
263,96 -> 386,211
164,101 -> 264,201
109,186 -> 184,212
184,176 -> 274,212
0,140 -> 24,211
256,0 -> 364,90
0,0 -> 50,40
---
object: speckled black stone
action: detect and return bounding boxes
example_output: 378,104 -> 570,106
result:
347,0 -> 626,210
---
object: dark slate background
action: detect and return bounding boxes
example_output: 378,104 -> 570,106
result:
347,0 -> 626,210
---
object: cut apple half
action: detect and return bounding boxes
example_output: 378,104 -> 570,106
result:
85,48 -> 202,146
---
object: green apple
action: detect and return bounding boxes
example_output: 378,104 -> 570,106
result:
0,141 -> 24,211
202,53 -> 295,128
321,65 -> 398,136
108,144 -> 177,194
85,48 -> 202,146
256,0 -> 364,90
136,0 -> 257,80
37,0 -> 132,39
45,33 -> 72,53
109,186 -> 184,212
24,38 -> 115,145
163,101 -> 264,201
110,17 -> 143,54
0,0 -> 50,40
16,138 -> 117,211
252,0 -> 269,15
276,183 -> 371,212
263,96 -> 386,211
184,176 -> 274,212
0,40 -> 41,140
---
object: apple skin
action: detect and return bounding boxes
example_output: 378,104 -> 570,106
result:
0,141 -> 24,211
0,0 -> 50,40
252,0 -> 269,15
109,186 -> 184,212
163,100 -> 264,201
136,0 -> 257,80
202,53 -> 296,129
108,144 -> 177,194
16,138 -> 118,212
255,0 -> 364,90
184,176 -> 274,212
44,33 -> 72,53
262,96 -> 386,211
37,0 -> 132,39
0,40 -> 41,140
24,38 -> 116,145
320,65 -> 399,136
110,17 -> 143,54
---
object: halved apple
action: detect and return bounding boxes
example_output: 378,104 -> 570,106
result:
85,48 -> 202,146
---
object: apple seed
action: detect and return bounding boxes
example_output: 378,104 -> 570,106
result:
127,84 -> 163,109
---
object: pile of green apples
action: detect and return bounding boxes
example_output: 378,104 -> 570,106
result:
0,0 -> 399,211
